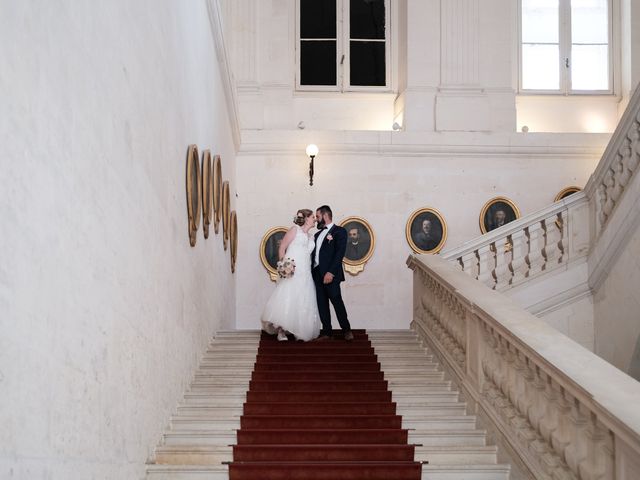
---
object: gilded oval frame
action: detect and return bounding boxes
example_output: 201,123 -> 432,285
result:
212,155 -> 222,234
221,180 -> 230,250
202,150 -> 213,239
339,216 -> 376,275
479,196 -> 521,234
405,207 -> 448,254
229,210 -> 238,273
554,186 -> 582,202
186,144 -> 202,247
259,226 -> 288,282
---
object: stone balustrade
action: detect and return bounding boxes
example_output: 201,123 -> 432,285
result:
408,254 -> 640,480
442,192 -> 591,291
443,84 -> 640,293
586,84 -> 640,235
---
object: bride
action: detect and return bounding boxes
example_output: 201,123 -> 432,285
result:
261,209 -> 321,341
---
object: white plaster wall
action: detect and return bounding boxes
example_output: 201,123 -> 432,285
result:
0,1 -> 236,478
235,130 -> 607,331
225,0 -> 637,134
592,225 -> 640,378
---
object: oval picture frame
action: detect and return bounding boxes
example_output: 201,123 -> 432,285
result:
202,150 -> 214,239
479,196 -> 521,234
260,226 -> 288,282
554,186 -> 582,202
213,155 -> 222,234
230,210 -> 238,273
406,208 -> 448,254
221,180 -> 230,251
339,216 -> 375,275
186,144 -> 202,247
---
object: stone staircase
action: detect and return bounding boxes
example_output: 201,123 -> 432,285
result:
146,330 -> 510,480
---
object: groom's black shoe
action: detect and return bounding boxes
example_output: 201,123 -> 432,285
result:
315,335 -> 331,342
344,331 -> 354,342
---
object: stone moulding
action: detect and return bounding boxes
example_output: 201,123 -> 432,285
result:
407,254 -> 640,480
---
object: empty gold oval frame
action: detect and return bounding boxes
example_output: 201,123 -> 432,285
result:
222,181 -> 230,251
260,226 -> 288,282
230,210 -> 238,273
479,196 -> 521,234
213,155 -> 222,234
202,150 -> 214,239
406,207 -> 448,254
340,216 -> 376,275
186,144 -> 202,247
554,186 -> 582,202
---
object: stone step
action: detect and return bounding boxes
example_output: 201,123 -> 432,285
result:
421,464 -> 510,480
176,405 -> 243,417
382,364 -> 440,372
154,445 -> 232,465
384,372 -> 446,382
170,417 -> 241,431
402,415 -> 476,430
162,430 -> 236,446
386,382 -> 453,393
146,464 -> 227,479
392,391 -> 460,403
183,393 -> 246,405
414,445 -> 498,465
377,358 -> 438,366
409,429 -> 487,446
397,402 -> 467,417
188,385 -> 250,394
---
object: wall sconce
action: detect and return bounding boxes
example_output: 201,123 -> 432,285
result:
305,144 -> 319,186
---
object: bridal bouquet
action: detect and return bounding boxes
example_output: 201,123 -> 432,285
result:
277,258 -> 296,279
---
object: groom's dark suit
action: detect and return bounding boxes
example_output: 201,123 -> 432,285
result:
312,224 -> 351,337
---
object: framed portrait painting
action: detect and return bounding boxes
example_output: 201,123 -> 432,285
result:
554,186 -> 582,202
406,208 -> 447,254
479,197 -> 520,234
339,216 -> 375,275
185,144 -> 202,247
260,226 -> 288,281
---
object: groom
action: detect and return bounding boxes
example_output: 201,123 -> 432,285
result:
312,205 -> 354,341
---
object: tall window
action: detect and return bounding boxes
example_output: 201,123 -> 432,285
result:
520,0 -> 611,93
297,0 -> 389,91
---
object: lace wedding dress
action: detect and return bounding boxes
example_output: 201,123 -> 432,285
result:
261,226 -> 321,341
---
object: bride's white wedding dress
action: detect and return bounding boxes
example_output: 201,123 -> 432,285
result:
261,226 -> 321,341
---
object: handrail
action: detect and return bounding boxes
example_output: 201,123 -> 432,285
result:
408,254 -> 640,480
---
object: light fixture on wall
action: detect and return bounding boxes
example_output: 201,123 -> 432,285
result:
305,144 -> 319,186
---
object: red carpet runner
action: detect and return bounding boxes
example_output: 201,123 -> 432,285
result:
229,329 -> 422,480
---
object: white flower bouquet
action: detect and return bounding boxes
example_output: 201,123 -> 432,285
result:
276,258 -> 296,279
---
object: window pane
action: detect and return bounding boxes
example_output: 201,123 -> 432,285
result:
571,44 -> 609,90
522,0 -> 559,43
300,0 -> 336,39
572,0 -> 608,44
300,41 -> 337,85
350,0 -> 385,40
522,44 -> 559,89
350,41 -> 385,86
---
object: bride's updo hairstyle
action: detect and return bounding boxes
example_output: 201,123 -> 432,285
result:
293,209 -> 313,226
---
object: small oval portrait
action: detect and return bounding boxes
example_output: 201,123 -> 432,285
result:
480,197 -> 520,234
406,208 -> 447,254
554,186 -> 582,202
340,217 -> 375,264
260,227 -> 288,280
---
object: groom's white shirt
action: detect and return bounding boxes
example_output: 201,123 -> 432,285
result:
314,222 -> 334,267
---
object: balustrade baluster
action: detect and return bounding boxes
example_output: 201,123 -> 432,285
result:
494,239 -> 512,290
525,222 -> 546,277
563,399 -> 589,477
477,244 -> 496,288
509,230 -> 528,284
461,252 -> 479,279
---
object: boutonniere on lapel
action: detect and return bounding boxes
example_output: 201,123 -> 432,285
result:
326,234 -> 333,242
